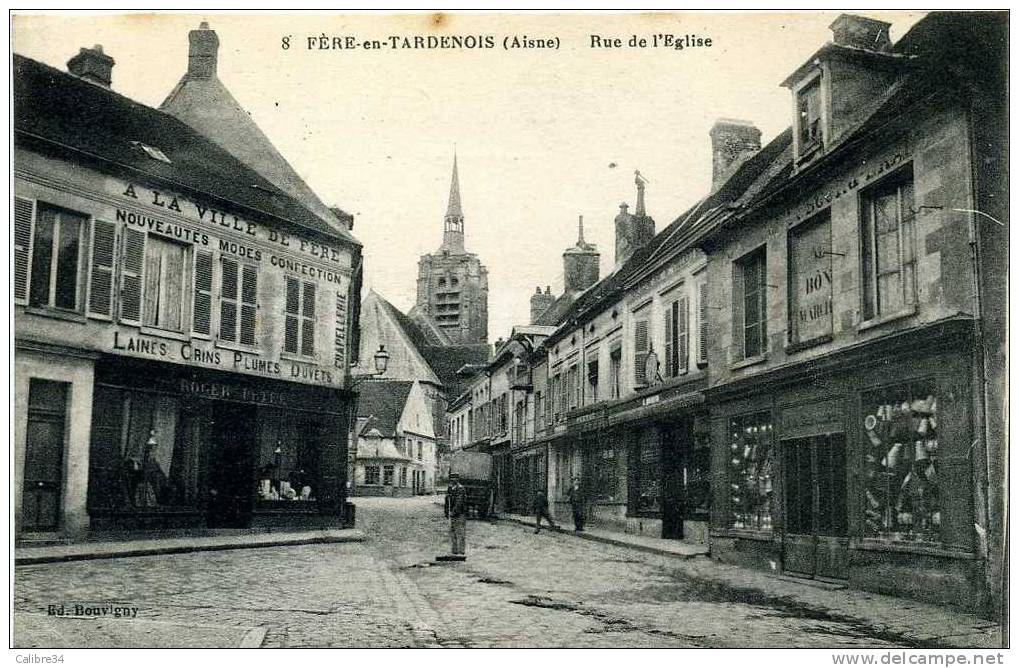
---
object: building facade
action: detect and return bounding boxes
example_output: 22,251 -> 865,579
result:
14,28 -> 360,538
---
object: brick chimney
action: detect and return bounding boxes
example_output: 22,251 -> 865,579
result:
188,21 -> 219,79
615,172 -> 655,266
67,45 -> 114,88
530,286 -> 555,324
830,14 -> 892,53
330,207 -> 355,232
709,119 -> 761,192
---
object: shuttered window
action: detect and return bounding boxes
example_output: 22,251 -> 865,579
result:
633,319 -> 649,386
192,251 -> 213,335
664,301 -> 675,377
218,258 -> 258,344
14,197 -> 34,304
697,281 -> 709,366
119,228 -> 146,324
87,220 -> 116,318
143,236 -> 188,332
678,295 -> 689,374
284,276 -> 315,356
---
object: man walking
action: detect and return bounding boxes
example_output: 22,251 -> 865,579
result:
567,478 -> 586,532
533,487 -> 555,533
444,474 -> 468,557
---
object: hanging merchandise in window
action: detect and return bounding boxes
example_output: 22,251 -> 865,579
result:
728,412 -> 774,531
862,380 -> 941,543
631,428 -> 661,514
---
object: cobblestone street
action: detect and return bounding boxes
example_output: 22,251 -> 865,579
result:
14,496 -> 1000,648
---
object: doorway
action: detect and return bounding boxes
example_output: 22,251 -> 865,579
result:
661,420 -> 691,540
22,380 -> 69,531
781,433 -> 849,579
207,402 -> 255,528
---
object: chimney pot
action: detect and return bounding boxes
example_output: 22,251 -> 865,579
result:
67,45 -> 115,88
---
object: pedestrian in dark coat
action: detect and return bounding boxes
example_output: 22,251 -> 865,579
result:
533,488 -> 555,533
567,479 -> 586,532
444,475 -> 468,555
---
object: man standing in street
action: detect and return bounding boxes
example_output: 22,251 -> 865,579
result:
444,474 -> 468,557
533,486 -> 555,533
567,478 -> 586,532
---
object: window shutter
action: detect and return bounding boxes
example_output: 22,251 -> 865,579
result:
732,264 -> 745,361
14,197 -> 34,304
900,179 -> 916,306
301,282 -> 316,356
284,276 -> 300,353
87,220 -> 117,318
219,258 -> 238,342
240,264 -> 258,346
119,228 -> 146,324
697,282 -> 709,365
634,319 -> 648,385
192,250 -> 213,335
663,303 -> 674,378
678,296 -> 689,373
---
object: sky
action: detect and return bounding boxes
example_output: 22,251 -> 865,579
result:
13,10 -> 926,341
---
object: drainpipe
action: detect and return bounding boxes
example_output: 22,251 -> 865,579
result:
963,105 -> 993,614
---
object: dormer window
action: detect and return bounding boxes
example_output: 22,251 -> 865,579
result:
797,77 -> 823,153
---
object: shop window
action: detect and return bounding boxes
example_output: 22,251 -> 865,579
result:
664,296 -> 689,377
685,433 -> 712,520
862,380 -> 942,543
797,77 -> 823,154
255,408 -> 322,501
609,346 -> 622,399
861,167 -> 916,321
142,235 -> 189,332
219,258 -> 258,345
733,248 -> 767,360
585,443 -> 618,502
364,466 -> 380,485
87,386 -> 200,511
630,429 -> 661,515
284,277 -> 316,356
728,412 -> 775,531
383,465 -> 395,486
29,203 -> 88,311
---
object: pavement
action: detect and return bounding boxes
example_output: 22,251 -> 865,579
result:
12,495 -> 1003,648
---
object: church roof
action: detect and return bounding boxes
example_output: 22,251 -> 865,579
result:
445,152 -> 463,220
159,24 -> 355,243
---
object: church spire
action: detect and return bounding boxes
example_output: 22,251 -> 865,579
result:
441,150 -> 465,253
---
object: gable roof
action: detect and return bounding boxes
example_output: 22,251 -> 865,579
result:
355,380 -> 414,437
13,53 -> 356,247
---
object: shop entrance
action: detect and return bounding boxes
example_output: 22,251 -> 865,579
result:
22,380 -> 69,532
781,433 -> 848,579
660,420 -> 692,540
207,402 -> 255,528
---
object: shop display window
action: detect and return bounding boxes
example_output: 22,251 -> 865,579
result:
685,433 -> 711,520
255,408 -> 320,502
88,385 -> 201,511
728,412 -> 774,531
584,442 -> 618,502
861,380 -> 941,543
630,429 -> 661,514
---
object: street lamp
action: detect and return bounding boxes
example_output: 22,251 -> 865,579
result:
372,344 -> 390,376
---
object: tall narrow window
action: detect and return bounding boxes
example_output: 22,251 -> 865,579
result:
284,277 -> 316,355
586,357 -> 599,403
861,167 -> 916,321
633,319 -> 649,386
797,78 -> 822,151
678,295 -> 689,374
664,298 -> 689,377
219,259 -> 258,345
734,248 -> 767,360
29,204 -> 87,311
142,236 -> 188,332
567,364 -> 579,410
609,346 -> 622,399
